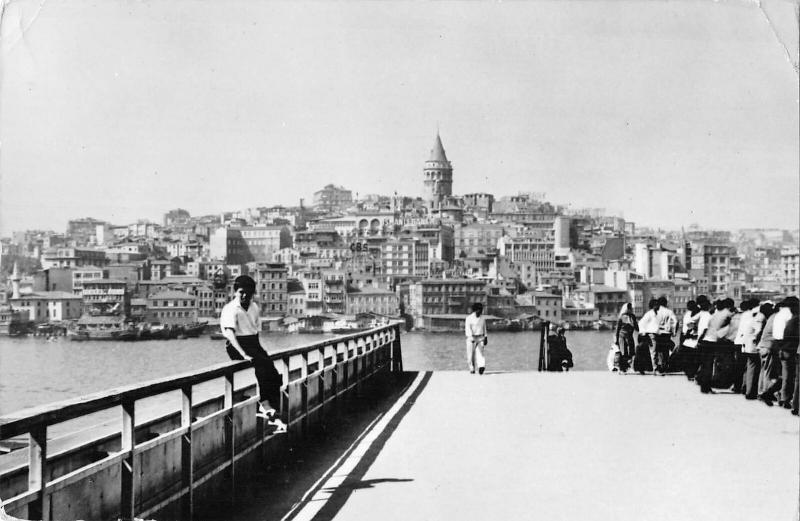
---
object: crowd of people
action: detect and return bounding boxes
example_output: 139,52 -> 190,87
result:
612,295 -> 800,415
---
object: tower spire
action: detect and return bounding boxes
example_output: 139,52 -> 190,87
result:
11,262 -> 20,299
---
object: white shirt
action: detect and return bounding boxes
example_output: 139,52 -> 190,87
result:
682,311 -> 694,334
734,309 -> 755,345
465,312 -> 487,339
743,312 -> 766,353
695,311 -> 712,339
656,307 -> 677,335
772,307 -> 791,341
639,309 -> 659,334
220,299 -> 261,335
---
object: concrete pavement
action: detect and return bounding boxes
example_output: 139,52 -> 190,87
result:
282,371 -> 799,521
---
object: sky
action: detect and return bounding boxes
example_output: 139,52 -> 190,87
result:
0,0 -> 798,235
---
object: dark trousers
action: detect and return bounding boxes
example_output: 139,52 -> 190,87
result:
743,352 -> 761,399
697,340 -> 717,392
793,355 -> 799,414
730,346 -> 746,393
759,351 -> 781,398
226,334 -> 283,411
651,334 -> 671,372
779,351 -> 796,404
618,329 -> 635,370
682,346 -> 700,379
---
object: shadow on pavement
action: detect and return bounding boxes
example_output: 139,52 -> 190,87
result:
200,370 -> 432,521
321,477 -> 414,492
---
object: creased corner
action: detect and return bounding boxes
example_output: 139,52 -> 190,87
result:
0,0 -> 49,55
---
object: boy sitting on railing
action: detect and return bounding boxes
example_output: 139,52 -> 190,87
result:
221,275 -> 287,434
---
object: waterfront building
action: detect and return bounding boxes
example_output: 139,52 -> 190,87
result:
345,287 -> 399,316
130,298 -> 147,322
406,279 -> 487,327
0,307 -> 28,335
486,285 -> 517,317
561,301 -> 600,327
313,184 -> 353,212
145,290 -> 198,326
253,262 -> 288,316
8,291 -> 83,323
82,279 -> 130,317
423,133 -> 453,205
572,284 -> 627,323
529,290 -> 562,323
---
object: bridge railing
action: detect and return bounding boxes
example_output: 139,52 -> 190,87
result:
0,322 -> 403,521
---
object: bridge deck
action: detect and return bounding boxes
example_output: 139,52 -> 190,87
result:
276,371 -> 798,521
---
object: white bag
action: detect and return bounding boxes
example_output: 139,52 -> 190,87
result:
607,345 -> 619,371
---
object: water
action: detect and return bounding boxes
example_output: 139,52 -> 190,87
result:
0,330 -> 615,415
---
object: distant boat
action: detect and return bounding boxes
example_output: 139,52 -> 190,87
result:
331,327 -> 367,334
68,330 -> 90,342
181,322 -> 208,338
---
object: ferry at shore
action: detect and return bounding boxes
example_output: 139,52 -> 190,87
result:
68,318 -> 208,341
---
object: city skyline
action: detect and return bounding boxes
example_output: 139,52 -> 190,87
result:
1,1 -> 798,235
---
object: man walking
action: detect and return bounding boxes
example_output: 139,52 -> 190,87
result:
465,302 -> 488,374
655,296 -> 677,375
221,275 -> 287,432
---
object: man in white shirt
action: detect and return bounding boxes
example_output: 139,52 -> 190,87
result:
465,303 -> 488,374
221,275 -> 286,433
638,299 -> 661,374
654,297 -> 677,375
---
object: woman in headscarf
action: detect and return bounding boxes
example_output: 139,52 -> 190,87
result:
614,303 -> 638,373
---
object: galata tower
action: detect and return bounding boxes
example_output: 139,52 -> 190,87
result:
423,133 -> 453,204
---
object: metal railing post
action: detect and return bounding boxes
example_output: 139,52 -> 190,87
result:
180,384 -> 194,521
223,372 -> 235,505
27,425 -> 48,521
120,400 -> 136,521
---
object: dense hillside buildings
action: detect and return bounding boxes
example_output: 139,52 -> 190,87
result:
2,131 -> 796,335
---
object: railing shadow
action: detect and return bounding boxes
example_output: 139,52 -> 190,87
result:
204,371 -> 432,521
